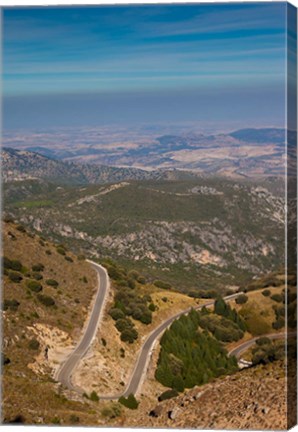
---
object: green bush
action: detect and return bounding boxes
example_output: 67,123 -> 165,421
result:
272,317 -> 285,330
128,270 -> 140,280
139,310 -> 152,325
3,299 -> 20,312
16,224 -> 26,232
8,270 -> 23,283
158,389 -> 179,402
56,247 -> 66,256
120,328 -> 138,343
32,263 -> 44,272
109,308 -> 125,321
69,415 -> 80,424
142,294 -> 152,303
252,342 -> 284,365
256,336 -> 272,346
196,289 -> 218,299
90,391 -> 99,402
1,352 -> 11,366
235,294 -> 248,305
148,303 -> 156,312
118,394 -> 139,409
46,279 -> 59,288
154,280 -> 172,289
37,294 -> 55,307
271,294 -> 284,303
107,266 -> 123,280
26,280 -> 43,293
101,403 -> 122,418
10,260 -> 22,271
32,272 -> 43,281
137,276 -> 146,284
3,257 -> 12,269
115,318 -> 134,333
51,417 -> 60,424
28,338 -> 40,350
65,256 -> 73,263
262,289 -> 271,297
127,278 -> 136,289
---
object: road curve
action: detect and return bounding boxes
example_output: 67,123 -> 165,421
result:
56,260 -> 109,392
228,332 -> 296,359
57,262 -> 240,398
99,292 -> 240,400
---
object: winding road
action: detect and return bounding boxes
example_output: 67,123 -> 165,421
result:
57,262 -> 291,400
56,260 -> 109,392
57,260 -> 240,398
229,332 -> 295,359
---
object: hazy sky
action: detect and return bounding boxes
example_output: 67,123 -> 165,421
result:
3,3 -> 287,130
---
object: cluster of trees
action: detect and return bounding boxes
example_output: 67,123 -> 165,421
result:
103,259 -> 147,288
118,394 -> 139,410
155,309 -> 238,392
214,297 -> 247,332
188,289 -> 218,299
251,337 -> 285,365
243,275 -> 284,292
272,289 -> 296,330
3,257 -> 26,283
197,309 -> 244,342
3,299 -> 20,312
3,256 -> 57,310
105,260 -> 153,343
158,389 -> 178,402
153,280 -> 172,289
235,294 -> 248,305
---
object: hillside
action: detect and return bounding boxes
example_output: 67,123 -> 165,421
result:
126,360 -> 289,430
1,147 -> 197,185
2,222 -> 295,427
2,221 -> 99,424
4,176 -> 285,292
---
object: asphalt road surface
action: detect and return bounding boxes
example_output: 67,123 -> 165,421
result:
56,260 -> 109,392
57,263 -> 241,399
229,331 -> 295,359
120,293 -> 240,398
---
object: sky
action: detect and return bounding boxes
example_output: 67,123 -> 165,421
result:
2,3 -> 288,130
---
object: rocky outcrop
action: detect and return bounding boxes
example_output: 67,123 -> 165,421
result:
125,360 -> 287,430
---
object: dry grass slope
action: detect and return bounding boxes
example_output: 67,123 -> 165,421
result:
2,221 -> 99,425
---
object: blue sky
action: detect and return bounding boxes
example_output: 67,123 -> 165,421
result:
2,3 -> 288,129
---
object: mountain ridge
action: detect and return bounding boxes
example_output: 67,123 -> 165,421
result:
2,147 -> 198,185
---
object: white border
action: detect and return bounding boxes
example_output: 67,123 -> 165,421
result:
1,1 -> 297,432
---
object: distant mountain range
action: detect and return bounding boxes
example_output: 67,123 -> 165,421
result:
2,128 -> 294,180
